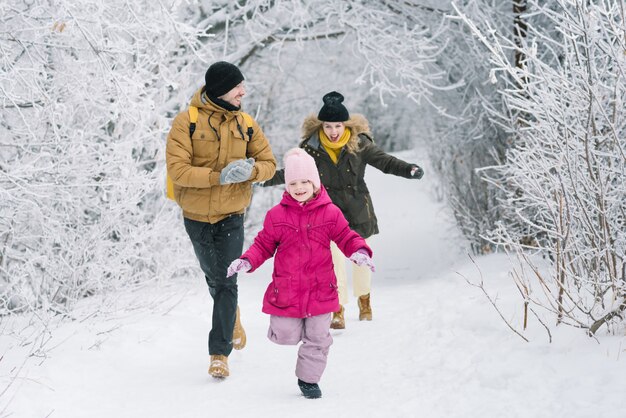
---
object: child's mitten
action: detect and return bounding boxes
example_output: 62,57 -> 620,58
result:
349,249 -> 376,272
227,258 -> 252,277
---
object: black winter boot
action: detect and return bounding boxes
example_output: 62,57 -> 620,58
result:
297,379 -> 322,399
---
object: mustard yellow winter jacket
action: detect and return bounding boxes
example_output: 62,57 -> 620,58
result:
166,89 -> 276,223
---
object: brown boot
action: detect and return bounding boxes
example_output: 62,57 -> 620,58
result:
358,294 -> 372,321
232,305 -> 246,350
330,305 -> 345,329
208,355 -> 229,378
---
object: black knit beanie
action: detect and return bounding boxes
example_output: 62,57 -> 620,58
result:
204,61 -> 244,98
317,91 -> 349,122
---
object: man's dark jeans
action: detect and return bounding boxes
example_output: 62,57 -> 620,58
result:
184,214 -> 244,356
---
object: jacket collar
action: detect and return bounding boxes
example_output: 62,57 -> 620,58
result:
306,131 -> 322,150
189,88 -> 241,121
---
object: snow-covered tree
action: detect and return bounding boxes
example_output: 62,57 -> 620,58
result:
0,0 -> 213,314
0,0 -> 451,314
456,0 -> 626,334
418,0 -> 515,255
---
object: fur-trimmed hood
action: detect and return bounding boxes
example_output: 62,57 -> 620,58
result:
301,113 -> 372,149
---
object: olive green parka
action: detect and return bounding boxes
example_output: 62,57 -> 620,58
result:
264,114 -> 417,238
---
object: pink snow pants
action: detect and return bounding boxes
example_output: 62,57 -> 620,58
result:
267,313 -> 333,384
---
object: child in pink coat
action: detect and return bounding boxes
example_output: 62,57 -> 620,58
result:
227,148 -> 374,399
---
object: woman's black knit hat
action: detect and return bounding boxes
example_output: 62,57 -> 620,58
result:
204,61 -> 244,98
317,91 -> 349,122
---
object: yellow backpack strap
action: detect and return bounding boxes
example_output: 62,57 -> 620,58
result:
188,105 -> 199,137
240,112 -> 254,141
166,173 -> 175,200
166,106 -> 200,201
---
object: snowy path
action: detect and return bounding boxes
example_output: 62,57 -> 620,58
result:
2,149 -> 625,418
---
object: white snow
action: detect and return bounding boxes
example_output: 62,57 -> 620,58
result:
2,148 -> 625,418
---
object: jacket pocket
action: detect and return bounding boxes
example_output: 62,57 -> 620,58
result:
268,275 -> 292,308
178,187 -> 207,215
218,182 -> 252,215
228,123 -> 249,159
192,129 -> 219,161
316,268 -> 338,302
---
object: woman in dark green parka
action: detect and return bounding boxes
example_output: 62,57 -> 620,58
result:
263,91 -> 424,328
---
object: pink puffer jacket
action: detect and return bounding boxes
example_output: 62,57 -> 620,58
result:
241,186 -> 372,318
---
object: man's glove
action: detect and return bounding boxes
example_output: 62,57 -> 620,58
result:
220,158 -> 255,184
227,258 -> 252,278
349,249 -> 376,272
410,165 -> 424,179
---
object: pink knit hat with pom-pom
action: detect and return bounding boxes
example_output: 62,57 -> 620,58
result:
284,148 -> 321,190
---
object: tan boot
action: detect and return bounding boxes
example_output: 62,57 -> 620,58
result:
208,355 -> 229,378
232,305 -> 246,350
358,294 -> 372,321
330,305 -> 345,329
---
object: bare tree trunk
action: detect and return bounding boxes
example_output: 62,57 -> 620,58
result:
513,0 -> 528,79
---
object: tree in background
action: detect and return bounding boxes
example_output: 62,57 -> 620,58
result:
420,0 -> 515,255
4,0 -> 622,337
456,0 -> 625,335
0,0 -> 449,315
0,0 -> 212,314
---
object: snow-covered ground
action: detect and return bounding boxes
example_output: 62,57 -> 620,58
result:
2,149 -> 625,418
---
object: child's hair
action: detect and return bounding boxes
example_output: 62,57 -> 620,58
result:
284,148 -> 321,190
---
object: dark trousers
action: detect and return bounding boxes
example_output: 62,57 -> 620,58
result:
184,215 -> 244,356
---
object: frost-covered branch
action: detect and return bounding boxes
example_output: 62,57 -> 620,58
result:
459,0 -> 625,335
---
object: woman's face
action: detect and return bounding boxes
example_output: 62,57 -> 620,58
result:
322,122 -> 345,142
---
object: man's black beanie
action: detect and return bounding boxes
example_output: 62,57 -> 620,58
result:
204,61 -> 244,98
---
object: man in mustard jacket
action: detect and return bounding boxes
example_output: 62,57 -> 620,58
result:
166,61 -> 276,378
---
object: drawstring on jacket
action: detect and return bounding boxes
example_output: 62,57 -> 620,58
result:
207,111 -> 220,141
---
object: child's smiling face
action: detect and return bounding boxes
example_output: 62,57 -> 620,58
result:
287,179 -> 315,203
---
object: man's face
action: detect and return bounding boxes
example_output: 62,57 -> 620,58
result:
219,82 -> 246,107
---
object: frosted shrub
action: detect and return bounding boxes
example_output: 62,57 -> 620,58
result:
0,0 -> 211,314
0,0 -> 452,316
457,0 -> 625,335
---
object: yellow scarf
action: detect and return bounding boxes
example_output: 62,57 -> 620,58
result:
319,128 -> 351,164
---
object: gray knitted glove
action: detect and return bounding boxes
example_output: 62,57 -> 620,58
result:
220,158 -> 255,184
